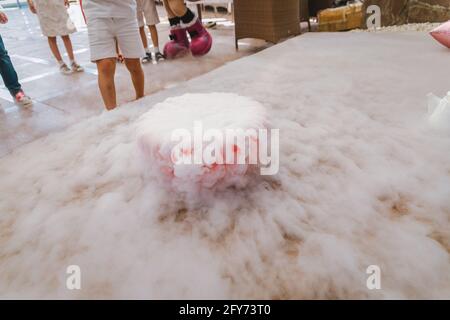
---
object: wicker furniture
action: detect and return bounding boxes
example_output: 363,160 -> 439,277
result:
234,0 -> 300,49
299,0 -> 311,31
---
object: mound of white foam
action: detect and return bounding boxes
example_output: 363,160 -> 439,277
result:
0,32 -> 449,300
136,93 -> 268,193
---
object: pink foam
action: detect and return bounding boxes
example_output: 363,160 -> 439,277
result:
187,19 -> 213,57
135,93 -> 269,194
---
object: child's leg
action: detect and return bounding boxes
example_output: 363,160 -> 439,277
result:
96,58 -> 117,110
47,36 -> 63,63
114,15 -> 145,101
136,7 -> 150,56
165,0 -> 188,17
148,25 -> 159,51
61,35 -> 75,62
0,34 -> 23,97
143,0 -> 160,55
62,35 -> 84,72
162,0 -> 176,19
139,26 -> 149,49
139,26 -> 152,63
124,58 -> 144,100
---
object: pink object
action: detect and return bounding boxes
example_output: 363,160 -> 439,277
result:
140,141 -> 254,191
135,93 -> 268,195
430,21 -> 450,49
163,27 -> 190,59
186,19 -> 213,56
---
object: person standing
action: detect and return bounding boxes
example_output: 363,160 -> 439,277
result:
27,0 -> 84,75
0,6 -> 32,107
136,0 -> 165,63
81,0 -> 145,110
27,0 -> 83,75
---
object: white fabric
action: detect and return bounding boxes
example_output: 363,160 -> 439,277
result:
83,0 -> 136,19
33,0 -> 76,37
136,0 -> 160,27
87,17 -> 145,61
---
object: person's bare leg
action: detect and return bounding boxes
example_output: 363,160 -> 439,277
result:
47,36 -> 63,62
96,58 -> 117,110
124,58 -> 144,100
166,0 -> 188,17
61,35 -> 75,61
148,25 -> 159,49
162,0 -> 176,18
139,26 -> 148,49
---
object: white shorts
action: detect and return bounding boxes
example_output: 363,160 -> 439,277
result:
136,0 -> 160,27
87,17 -> 145,62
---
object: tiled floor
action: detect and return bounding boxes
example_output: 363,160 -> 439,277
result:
0,4 -> 269,158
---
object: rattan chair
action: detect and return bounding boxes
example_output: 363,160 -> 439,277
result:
299,0 -> 311,31
234,0 -> 300,49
